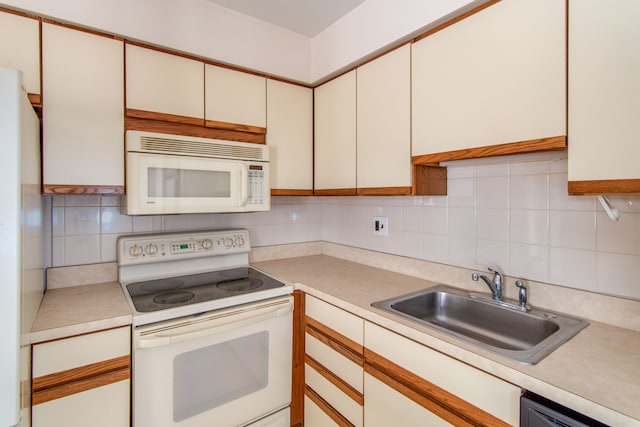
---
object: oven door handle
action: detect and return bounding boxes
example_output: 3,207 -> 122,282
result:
135,297 -> 292,349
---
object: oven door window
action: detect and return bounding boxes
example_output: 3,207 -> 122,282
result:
148,167 -> 230,198
173,331 -> 269,422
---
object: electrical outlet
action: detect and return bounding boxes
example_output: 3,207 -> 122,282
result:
372,216 -> 388,236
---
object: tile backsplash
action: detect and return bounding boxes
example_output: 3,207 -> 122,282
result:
47,153 -> 640,300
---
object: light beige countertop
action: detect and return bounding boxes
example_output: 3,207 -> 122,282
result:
30,281 -> 132,344
253,254 -> 640,427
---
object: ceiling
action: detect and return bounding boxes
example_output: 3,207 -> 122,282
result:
207,0 -> 367,37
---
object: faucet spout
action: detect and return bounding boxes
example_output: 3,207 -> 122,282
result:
472,267 -> 504,301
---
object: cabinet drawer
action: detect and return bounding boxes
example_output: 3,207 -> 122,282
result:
306,364 -> 363,427
364,321 -> 520,425
304,395 -> 339,427
305,295 -> 363,346
33,327 -> 130,377
32,379 -> 130,427
364,372 -> 453,427
306,332 -> 363,393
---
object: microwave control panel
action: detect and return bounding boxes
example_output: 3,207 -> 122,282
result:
247,165 -> 266,206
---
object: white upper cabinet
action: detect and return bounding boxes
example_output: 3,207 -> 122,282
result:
357,44 -> 411,193
205,64 -> 266,130
266,79 -> 313,193
412,0 -> 566,157
126,44 -> 204,121
314,70 -> 357,194
0,11 -> 40,97
42,23 -> 124,192
567,0 -> 640,193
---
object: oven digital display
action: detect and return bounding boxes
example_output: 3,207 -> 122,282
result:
180,244 -> 189,250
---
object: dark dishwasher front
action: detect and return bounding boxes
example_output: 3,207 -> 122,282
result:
520,392 -> 609,427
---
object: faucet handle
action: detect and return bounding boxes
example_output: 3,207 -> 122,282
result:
515,280 -> 529,311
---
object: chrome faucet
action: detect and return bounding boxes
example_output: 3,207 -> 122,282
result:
472,267 -> 503,301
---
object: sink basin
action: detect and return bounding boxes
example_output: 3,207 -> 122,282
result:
372,285 -> 589,364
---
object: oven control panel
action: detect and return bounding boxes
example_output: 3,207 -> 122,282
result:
117,229 -> 250,266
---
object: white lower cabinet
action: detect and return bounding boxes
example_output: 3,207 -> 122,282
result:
304,295 -> 364,426
364,321 -> 520,426
364,372 -> 453,427
31,327 -> 131,427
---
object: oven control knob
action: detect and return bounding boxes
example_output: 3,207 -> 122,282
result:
201,239 -> 213,250
235,236 -> 245,247
129,244 -> 143,257
145,244 -> 158,255
223,237 -> 234,248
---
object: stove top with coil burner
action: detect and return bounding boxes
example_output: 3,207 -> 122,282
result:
117,229 -> 293,326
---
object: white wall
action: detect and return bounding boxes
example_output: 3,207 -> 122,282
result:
0,0 -> 479,84
48,154 -> 640,301
310,0 -> 479,83
0,0 -> 311,83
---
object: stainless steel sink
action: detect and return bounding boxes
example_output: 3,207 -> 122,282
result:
371,285 -> 589,365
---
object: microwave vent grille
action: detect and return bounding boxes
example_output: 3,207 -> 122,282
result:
139,136 -> 266,161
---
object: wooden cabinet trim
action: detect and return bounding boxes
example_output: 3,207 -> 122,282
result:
42,184 -> 124,195
313,188 -> 357,196
126,108 -> 204,127
205,119 -> 266,135
356,186 -> 412,196
305,385 -> 356,427
568,179 -> 640,195
306,316 -> 364,363
291,290 -> 305,427
125,116 -> 266,144
32,355 -> 130,405
28,93 -> 42,107
414,165 -> 447,196
306,356 -> 364,405
271,189 -> 314,196
364,349 -> 511,427
413,135 -> 567,165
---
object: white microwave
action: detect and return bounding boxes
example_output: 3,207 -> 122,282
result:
123,131 -> 270,215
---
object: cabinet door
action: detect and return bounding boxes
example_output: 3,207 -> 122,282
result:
205,64 -> 266,131
0,10 -> 40,98
364,321 -> 520,426
126,44 -> 204,122
266,79 -> 313,194
412,0 -> 566,159
32,327 -> 131,427
567,0 -> 640,194
365,373 -> 453,427
42,23 -> 124,193
314,70 -> 357,194
357,44 -> 411,194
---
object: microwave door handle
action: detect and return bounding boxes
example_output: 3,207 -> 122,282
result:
239,163 -> 249,207
135,299 -> 292,349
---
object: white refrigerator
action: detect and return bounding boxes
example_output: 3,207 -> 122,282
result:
0,67 -> 45,427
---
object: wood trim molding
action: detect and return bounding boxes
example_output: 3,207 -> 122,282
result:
305,385 -> 356,427
126,108 -> 204,127
271,189 -> 314,197
357,186 -> 412,196
305,317 -> 364,363
413,0 -> 502,43
291,291 -> 305,427
205,119 -> 266,135
568,179 -> 640,195
364,349 -> 511,427
412,136 -> 567,165
305,356 -> 364,405
125,116 -> 266,144
42,184 -> 124,195
313,188 -> 357,196
414,165 -> 447,196
32,355 -> 130,405
28,93 -> 42,107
